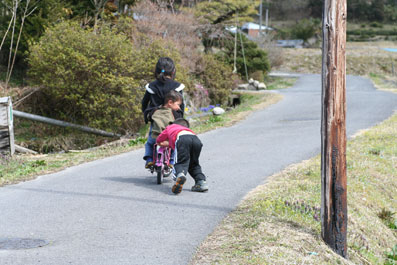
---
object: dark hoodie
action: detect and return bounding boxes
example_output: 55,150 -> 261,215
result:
141,79 -> 185,123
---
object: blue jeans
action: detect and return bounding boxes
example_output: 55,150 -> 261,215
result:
144,124 -> 175,165
144,125 -> 156,163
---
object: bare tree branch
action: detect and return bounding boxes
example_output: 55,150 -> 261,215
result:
0,8 -> 15,53
5,0 -> 19,89
6,0 -> 34,87
13,86 -> 41,107
90,0 -> 108,33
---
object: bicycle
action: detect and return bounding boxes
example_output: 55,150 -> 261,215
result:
150,144 -> 173,184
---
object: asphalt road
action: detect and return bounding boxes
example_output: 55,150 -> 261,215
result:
0,74 -> 396,265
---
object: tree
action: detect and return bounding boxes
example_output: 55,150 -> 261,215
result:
194,0 -> 260,53
291,18 -> 321,43
347,0 -> 370,21
90,0 -> 108,32
0,0 -> 65,73
219,32 -> 270,79
308,0 -> 323,18
132,0 -> 201,75
0,0 -> 44,89
371,0 -> 385,21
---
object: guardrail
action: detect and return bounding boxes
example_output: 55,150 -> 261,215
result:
13,110 -> 121,138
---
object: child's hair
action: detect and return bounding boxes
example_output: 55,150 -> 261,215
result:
163,90 -> 182,105
172,118 -> 190,128
155,57 -> 176,82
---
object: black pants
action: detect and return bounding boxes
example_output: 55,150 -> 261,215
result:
175,135 -> 206,182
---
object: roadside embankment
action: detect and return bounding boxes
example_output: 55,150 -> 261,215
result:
191,112 -> 397,264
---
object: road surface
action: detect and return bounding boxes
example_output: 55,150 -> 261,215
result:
0,74 -> 396,264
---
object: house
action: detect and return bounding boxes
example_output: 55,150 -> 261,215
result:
276,39 -> 304,48
241,22 -> 273,38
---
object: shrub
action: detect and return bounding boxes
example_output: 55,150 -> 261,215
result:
197,54 -> 234,105
27,22 -> 143,133
291,18 -> 321,43
258,32 -> 285,69
250,71 -> 264,82
132,0 -> 202,76
28,21 -> 189,134
113,17 -> 193,92
219,33 -> 270,80
128,36 -> 193,93
370,21 -> 383,28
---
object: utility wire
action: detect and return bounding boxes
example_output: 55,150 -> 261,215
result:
238,21 -> 249,82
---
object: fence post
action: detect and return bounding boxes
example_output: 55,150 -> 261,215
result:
321,0 -> 348,258
0,97 -> 15,156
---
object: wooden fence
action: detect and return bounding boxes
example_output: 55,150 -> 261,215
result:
0,97 -> 15,155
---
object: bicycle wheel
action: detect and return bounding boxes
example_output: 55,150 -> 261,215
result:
156,167 -> 163,184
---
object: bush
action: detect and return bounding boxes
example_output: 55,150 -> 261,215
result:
112,17 -> 193,92
291,18 -> 321,43
131,0 -> 202,76
250,71 -> 264,82
28,21 -> 189,134
27,22 -> 143,133
370,21 -> 384,28
220,33 -> 270,80
197,54 -> 234,105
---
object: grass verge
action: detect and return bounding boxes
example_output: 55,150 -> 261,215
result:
191,112 -> 397,264
0,81 -> 289,187
369,73 -> 397,94
275,41 -> 397,78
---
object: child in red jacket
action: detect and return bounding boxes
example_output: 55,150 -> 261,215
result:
156,118 -> 208,194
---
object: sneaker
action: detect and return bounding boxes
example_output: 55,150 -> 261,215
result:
171,172 -> 177,181
145,161 -> 154,169
164,167 -> 172,177
191,180 -> 208,192
172,174 -> 186,194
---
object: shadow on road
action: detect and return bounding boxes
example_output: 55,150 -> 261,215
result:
102,176 -> 173,195
6,186 -> 232,213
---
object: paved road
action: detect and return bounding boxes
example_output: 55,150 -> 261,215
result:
0,74 -> 396,265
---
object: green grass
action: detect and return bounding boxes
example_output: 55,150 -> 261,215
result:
191,113 -> 397,265
369,72 -> 397,94
265,76 -> 297,90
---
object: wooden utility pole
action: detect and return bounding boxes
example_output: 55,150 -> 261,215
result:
321,0 -> 347,258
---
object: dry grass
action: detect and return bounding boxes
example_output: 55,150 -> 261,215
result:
191,112 -> 397,264
0,140 -> 142,187
193,92 -> 284,134
275,41 -> 397,77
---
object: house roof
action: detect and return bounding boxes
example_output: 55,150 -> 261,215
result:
241,22 -> 273,31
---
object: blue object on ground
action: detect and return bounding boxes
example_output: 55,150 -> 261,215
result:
383,48 -> 397,52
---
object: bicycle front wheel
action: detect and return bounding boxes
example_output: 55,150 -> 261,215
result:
156,167 -> 163,184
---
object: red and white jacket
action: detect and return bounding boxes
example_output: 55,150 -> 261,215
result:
156,124 -> 195,150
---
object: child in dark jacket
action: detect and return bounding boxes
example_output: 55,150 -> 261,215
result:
142,57 -> 184,168
151,91 -> 182,139
156,118 -> 208,194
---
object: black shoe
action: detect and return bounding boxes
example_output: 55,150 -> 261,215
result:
145,161 -> 154,169
172,174 -> 186,194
